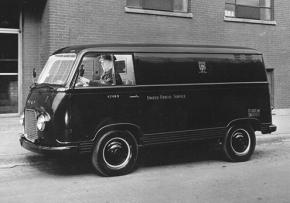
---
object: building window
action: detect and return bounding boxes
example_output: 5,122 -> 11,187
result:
0,34 -> 18,114
126,0 -> 188,13
225,0 -> 273,21
0,3 -> 20,29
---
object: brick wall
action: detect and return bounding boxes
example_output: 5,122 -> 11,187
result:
22,6 -> 40,111
21,2 -> 49,111
22,0 -> 290,108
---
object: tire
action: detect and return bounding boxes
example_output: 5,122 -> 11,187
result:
91,130 -> 138,176
222,125 -> 256,162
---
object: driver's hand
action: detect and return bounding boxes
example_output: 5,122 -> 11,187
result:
77,77 -> 90,87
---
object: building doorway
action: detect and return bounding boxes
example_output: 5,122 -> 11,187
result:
0,3 -> 21,114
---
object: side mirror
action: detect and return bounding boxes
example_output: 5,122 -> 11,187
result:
33,68 -> 37,78
32,68 -> 37,84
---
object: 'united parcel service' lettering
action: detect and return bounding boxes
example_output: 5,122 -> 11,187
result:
147,94 -> 186,101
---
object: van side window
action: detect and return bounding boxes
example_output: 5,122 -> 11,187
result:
75,53 -> 135,87
114,55 -> 136,86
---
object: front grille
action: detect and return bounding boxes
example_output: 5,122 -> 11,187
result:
24,109 -> 38,142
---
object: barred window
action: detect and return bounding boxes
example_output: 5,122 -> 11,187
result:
127,0 -> 188,13
225,0 -> 273,21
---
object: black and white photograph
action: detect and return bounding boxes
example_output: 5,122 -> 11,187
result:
0,0 -> 290,202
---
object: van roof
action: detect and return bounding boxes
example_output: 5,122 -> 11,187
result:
53,44 -> 261,55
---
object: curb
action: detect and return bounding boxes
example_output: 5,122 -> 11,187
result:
272,108 -> 290,116
256,133 -> 290,145
0,153 -> 57,169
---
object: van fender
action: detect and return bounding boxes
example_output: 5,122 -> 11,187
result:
226,118 -> 261,131
92,123 -> 143,146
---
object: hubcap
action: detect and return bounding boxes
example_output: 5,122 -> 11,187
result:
103,137 -> 131,170
230,129 -> 251,156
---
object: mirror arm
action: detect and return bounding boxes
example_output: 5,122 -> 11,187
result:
32,68 -> 37,84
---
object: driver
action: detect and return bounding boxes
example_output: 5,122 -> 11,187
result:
77,54 -> 122,86
96,54 -> 122,85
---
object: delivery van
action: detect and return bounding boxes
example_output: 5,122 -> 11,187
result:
20,44 -> 276,176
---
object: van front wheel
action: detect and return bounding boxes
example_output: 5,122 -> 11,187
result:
222,125 -> 256,162
91,130 -> 138,176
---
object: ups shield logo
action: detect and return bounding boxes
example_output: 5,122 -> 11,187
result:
198,61 -> 207,74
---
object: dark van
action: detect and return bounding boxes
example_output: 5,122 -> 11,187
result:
20,44 -> 276,176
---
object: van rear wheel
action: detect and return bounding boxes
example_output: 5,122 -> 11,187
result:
91,130 -> 138,176
222,125 -> 256,162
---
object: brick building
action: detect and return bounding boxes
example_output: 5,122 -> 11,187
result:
0,0 -> 289,115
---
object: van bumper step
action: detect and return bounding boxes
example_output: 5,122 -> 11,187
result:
261,123 -> 277,134
19,134 -> 78,155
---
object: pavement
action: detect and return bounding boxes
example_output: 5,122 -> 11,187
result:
0,109 -> 290,168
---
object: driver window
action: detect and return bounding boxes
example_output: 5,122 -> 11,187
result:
75,53 -> 135,87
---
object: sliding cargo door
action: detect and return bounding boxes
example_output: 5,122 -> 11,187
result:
134,53 -> 196,134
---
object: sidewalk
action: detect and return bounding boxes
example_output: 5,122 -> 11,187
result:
256,109 -> 290,144
0,116 -> 28,156
0,116 -> 37,168
0,110 -> 290,166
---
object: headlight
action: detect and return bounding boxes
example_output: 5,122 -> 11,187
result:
36,114 -> 50,131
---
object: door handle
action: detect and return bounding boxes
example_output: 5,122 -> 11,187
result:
129,95 -> 140,99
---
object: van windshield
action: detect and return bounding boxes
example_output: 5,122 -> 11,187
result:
37,54 -> 76,85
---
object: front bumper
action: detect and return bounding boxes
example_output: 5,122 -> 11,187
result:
261,123 -> 277,134
20,134 -> 78,155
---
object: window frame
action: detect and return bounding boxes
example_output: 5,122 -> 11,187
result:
37,54 -> 77,86
224,0 -> 275,24
0,3 -> 20,29
73,52 -> 136,89
114,54 -> 136,86
125,0 -> 193,18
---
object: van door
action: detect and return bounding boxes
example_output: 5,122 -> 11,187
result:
136,85 -> 190,134
134,53 -> 213,138
68,53 -> 141,142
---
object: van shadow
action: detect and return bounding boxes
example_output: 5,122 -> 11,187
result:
25,154 -> 93,176
139,142 -> 222,168
26,141 -> 224,176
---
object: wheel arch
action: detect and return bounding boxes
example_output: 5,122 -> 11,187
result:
226,118 -> 260,131
92,123 -> 143,145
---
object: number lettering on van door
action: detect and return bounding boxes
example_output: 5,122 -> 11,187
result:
107,94 -> 120,99
173,94 -> 186,99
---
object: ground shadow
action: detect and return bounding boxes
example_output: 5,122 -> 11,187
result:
26,141 -> 239,176
139,141 -> 222,168
25,154 -> 93,176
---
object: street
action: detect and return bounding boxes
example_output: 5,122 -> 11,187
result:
0,137 -> 290,202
